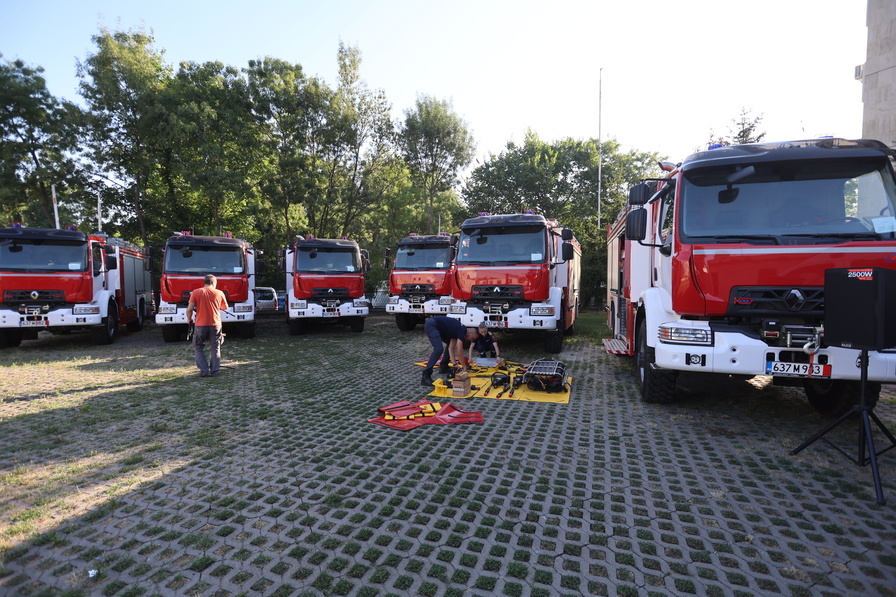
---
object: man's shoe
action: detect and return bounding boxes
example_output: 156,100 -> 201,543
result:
421,370 -> 435,387
209,371 -> 220,377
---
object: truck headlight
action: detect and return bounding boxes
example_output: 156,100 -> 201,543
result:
353,298 -> 367,308
292,300 -> 307,310
73,306 -> 100,315
387,296 -> 399,304
449,303 -> 466,314
157,305 -> 177,314
658,325 -> 712,345
233,305 -> 252,313
530,305 -> 555,316
438,297 -> 453,305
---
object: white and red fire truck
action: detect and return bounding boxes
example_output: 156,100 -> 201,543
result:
448,212 -> 581,353
155,233 -> 261,341
605,138 -> 896,415
0,225 -> 151,347
283,236 -> 370,335
385,233 -> 457,331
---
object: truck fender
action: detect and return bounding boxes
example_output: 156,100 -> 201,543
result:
93,290 -> 116,318
637,287 -> 675,349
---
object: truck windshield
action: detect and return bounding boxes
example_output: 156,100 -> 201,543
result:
0,240 -> 88,272
394,245 -> 451,270
457,225 -> 546,265
295,248 -> 360,273
679,157 -> 896,243
164,246 -> 245,274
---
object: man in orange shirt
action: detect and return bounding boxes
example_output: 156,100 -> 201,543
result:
186,274 -> 229,377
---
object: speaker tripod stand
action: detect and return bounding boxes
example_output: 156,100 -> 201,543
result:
790,350 -> 896,505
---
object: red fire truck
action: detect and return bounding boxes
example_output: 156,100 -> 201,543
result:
0,225 -> 151,346
448,212 -> 581,353
283,236 -> 370,335
155,233 -> 261,341
605,138 -> 896,415
385,233 -> 457,331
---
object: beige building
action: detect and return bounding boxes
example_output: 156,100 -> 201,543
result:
858,0 -> 896,147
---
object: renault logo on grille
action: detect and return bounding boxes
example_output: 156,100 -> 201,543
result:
30,291 -> 39,300
784,289 -> 806,310
493,287 -> 500,293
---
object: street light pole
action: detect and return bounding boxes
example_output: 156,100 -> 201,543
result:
598,68 -> 603,230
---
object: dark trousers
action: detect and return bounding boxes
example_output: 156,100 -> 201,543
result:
193,324 -> 223,375
423,319 -> 451,374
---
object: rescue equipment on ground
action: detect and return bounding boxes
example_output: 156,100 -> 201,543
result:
368,399 -> 484,431
521,359 -> 570,393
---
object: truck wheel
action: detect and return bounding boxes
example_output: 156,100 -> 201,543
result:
126,299 -> 145,332
395,314 -> 416,331
636,320 -> 677,403
240,322 -> 256,339
288,319 -> 304,336
91,301 -> 119,345
161,325 -> 181,343
544,330 -> 563,353
0,329 -> 24,348
350,317 -> 365,333
803,379 -> 879,418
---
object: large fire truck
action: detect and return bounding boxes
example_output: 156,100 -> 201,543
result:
448,212 -> 581,353
0,225 -> 151,347
605,138 -> 896,415
283,236 -> 370,335
385,233 -> 457,331
155,233 -> 261,342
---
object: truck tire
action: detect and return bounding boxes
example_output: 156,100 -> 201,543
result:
544,330 -> 563,353
126,299 -> 145,332
395,314 -> 417,331
636,320 -> 676,403
288,319 -> 304,336
161,325 -> 181,343
350,317 -> 365,333
0,329 -> 24,348
240,321 -> 256,339
803,379 -> 879,418
91,301 -> 119,345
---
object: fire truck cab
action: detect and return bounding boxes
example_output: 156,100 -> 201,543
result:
449,212 -> 581,353
606,138 -> 896,415
385,233 -> 457,331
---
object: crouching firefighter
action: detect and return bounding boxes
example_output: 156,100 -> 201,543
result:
421,315 -> 478,387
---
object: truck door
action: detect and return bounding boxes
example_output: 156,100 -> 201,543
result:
91,242 -> 106,295
654,186 -> 675,292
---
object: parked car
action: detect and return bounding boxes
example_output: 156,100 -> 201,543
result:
255,287 -> 278,312
276,290 -> 286,311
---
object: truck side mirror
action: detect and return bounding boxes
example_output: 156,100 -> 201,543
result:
449,235 -> 459,247
628,184 -> 651,206
448,246 -> 457,262
561,242 -> 574,261
561,228 -> 574,241
142,246 -> 153,272
105,255 -> 118,270
104,245 -> 115,255
382,246 -> 391,270
625,208 -> 648,241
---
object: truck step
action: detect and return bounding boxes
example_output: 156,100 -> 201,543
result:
603,338 -> 630,355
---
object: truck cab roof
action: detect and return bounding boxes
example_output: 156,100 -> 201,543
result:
682,138 -> 894,171
164,235 -> 250,248
461,213 -> 548,228
0,227 -> 88,242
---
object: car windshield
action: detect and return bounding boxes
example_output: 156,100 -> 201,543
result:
164,245 -> 245,274
394,244 -> 452,270
457,225 -> 546,264
0,239 -> 88,272
295,248 -> 360,273
679,157 -> 896,243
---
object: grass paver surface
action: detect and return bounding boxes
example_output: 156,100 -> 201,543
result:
1,311 -> 894,597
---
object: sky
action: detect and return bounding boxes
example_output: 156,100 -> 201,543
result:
2,0 -> 870,166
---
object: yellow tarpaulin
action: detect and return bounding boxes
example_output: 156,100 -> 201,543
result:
425,360 -> 572,404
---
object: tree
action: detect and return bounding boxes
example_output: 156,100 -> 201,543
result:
77,27 -> 171,245
399,95 -> 475,233
0,55 -> 86,228
463,133 -> 660,307
705,107 -> 766,148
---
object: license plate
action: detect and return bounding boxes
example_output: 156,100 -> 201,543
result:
20,320 -> 47,327
322,310 -> 338,318
485,320 -> 504,328
765,361 -> 831,378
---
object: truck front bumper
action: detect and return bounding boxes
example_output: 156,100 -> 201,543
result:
155,304 -> 254,325
654,328 -> 896,383
0,308 -> 102,329
386,297 -> 452,316
448,303 -> 559,331
289,302 -> 368,320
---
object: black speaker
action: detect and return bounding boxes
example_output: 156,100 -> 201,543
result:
825,267 -> 896,350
